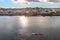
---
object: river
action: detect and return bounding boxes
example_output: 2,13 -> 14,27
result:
0,16 -> 60,40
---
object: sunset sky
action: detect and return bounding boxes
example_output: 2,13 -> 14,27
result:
0,0 -> 60,8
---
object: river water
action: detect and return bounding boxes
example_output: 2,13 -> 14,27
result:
0,16 -> 60,40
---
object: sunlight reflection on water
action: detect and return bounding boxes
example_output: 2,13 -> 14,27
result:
18,16 -> 28,28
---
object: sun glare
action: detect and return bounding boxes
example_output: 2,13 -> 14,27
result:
19,0 -> 27,3
18,16 -> 28,28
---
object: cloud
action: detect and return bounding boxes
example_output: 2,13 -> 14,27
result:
39,0 -> 48,2
26,0 -> 39,2
26,0 -> 60,2
39,0 -> 55,4
11,0 -> 28,4
47,2 -> 55,4
11,0 -> 60,4
49,0 -> 60,2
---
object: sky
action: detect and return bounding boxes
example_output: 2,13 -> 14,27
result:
0,0 -> 60,8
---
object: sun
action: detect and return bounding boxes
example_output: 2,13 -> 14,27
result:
11,0 -> 28,4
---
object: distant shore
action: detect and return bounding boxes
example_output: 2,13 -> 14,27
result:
0,8 -> 60,16
0,13 -> 60,16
